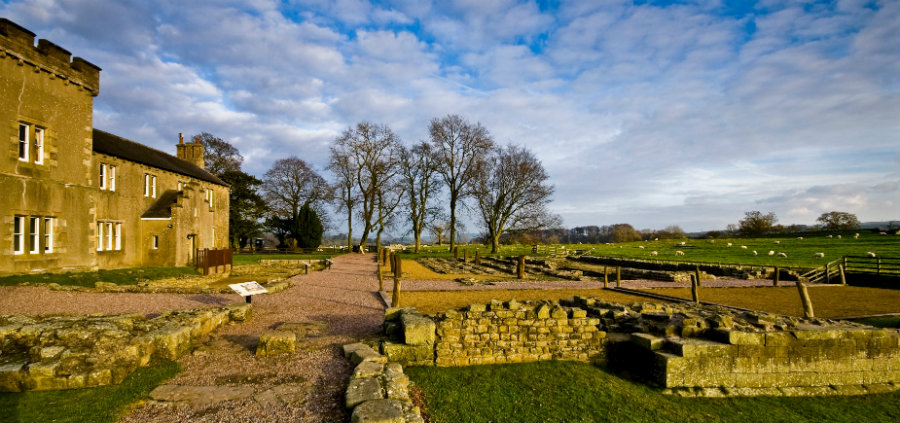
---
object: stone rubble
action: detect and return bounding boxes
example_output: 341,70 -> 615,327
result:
342,343 -> 424,423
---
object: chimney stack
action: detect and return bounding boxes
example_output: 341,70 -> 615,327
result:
176,133 -> 205,169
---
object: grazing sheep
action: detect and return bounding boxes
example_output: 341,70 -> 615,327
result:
778,252 -> 788,258
774,240 -> 781,244
741,245 -> 748,249
814,253 -> 825,258
768,251 -> 775,256
837,234 -> 842,239
679,242 -> 686,246
727,242 -> 733,247
638,246 -> 645,249
827,235 -> 833,238
868,252 -> 877,258
753,250 -> 758,256
797,237 -> 804,240
675,251 -> 685,256
854,233 -> 860,239
650,251 -> 658,256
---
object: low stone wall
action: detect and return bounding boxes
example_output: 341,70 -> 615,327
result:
380,298 -> 900,396
342,343 -> 424,423
0,304 -> 251,392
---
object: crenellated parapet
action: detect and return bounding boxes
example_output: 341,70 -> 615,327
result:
0,18 -> 101,96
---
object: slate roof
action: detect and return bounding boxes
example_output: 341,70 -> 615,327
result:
92,129 -> 227,187
140,190 -> 180,219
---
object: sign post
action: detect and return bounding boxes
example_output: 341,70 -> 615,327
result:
228,281 -> 268,304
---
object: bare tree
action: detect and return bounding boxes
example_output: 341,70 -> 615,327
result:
400,142 -> 442,253
429,115 -> 495,251
193,132 -> 243,176
331,122 -> 403,252
328,147 -> 358,250
374,180 -> 404,252
472,145 -> 556,253
262,156 -> 330,221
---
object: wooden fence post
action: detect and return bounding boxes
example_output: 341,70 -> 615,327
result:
796,279 -> 814,318
454,246 -> 459,260
517,255 -> 526,279
825,263 -> 830,284
691,274 -> 700,304
695,266 -> 702,288
378,262 -> 384,292
391,254 -> 402,307
603,266 -> 609,288
839,264 -> 846,286
773,267 -> 779,286
474,249 -> 481,265
616,266 -> 622,288
464,248 -> 469,263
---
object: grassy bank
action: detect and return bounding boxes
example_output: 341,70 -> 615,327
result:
0,360 -> 180,423
394,289 -> 664,315
0,267 -> 198,287
407,361 -> 900,423
231,252 -> 338,266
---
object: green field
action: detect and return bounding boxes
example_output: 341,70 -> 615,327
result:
407,361 -> 900,423
404,232 -> 899,268
231,251 -> 338,265
0,266 -> 199,287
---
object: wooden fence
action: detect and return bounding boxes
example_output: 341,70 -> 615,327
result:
843,256 -> 900,276
196,248 -> 232,275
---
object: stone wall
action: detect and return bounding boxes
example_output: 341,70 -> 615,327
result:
342,342 -> 424,423
0,303 -> 251,391
380,298 -> 900,396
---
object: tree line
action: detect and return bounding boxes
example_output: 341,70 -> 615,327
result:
199,114 -> 556,254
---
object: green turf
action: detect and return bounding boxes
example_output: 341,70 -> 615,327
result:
231,252 -> 338,265
0,360 -> 180,423
0,267 -> 199,287
850,315 -> 900,328
407,361 -> 900,423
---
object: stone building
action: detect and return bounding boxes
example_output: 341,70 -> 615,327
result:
1,18 -> 229,274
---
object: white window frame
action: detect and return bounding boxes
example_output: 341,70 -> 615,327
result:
144,174 -> 157,198
99,163 -> 107,190
109,165 -> 116,191
97,222 -> 104,251
34,127 -> 44,165
177,181 -> 184,192
18,123 -> 29,162
106,222 -> 113,251
114,222 -> 121,250
44,217 -> 54,253
13,215 -> 25,254
207,189 -> 215,210
28,216 -> 40,254
152,235 -> 159,249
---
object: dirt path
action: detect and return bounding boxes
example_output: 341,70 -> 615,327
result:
114,253 -> 385,423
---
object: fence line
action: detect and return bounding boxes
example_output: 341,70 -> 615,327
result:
195,248 -> 232,275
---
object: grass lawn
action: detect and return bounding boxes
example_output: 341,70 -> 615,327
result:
407,361 -> 900,423
393,289 -> 665,315
642,286 -> 900,318
0,267 -> 199,287
0,360 -> 180,423
231,252 -> 337,266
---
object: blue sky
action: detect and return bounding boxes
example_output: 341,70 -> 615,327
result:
2,0 -> 898,233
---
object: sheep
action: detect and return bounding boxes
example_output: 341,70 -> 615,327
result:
740,245 -> 748,249
826,235 -> 833,238
813,252 -> 825,258
774,240 -> 781,244
752,250 -> 758,256
650,251 -> 658,256
675,251 -> 685,256
797,237 -> 804,240
868,252 -> 877,258
778,252 -> 787,258
638,246 -> 645,249
727,242 -> 733,247
880,232 -> 887,235
679,242 -> 686,246
854,233 -> 860,239
837,234 -> 842,239
768,251 -> 775,256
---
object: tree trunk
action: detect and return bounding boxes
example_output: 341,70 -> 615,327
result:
491,234 -> 500,254
346,206 -> 353,253
358,221 -> 372,253
414,231 -> 421,253
449,191 -> 458,251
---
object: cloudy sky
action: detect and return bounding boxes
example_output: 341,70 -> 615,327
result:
3,0 -> 898,233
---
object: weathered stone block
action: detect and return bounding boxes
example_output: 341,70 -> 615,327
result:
0,358 -> 28,392
350,398 -> 405,423
725,331 -> 766,346
353,361 -> 385,379
380,341 -> 433,366
346,377 -> 384,408
150,326 -> 193,360
631,333 -> 664,350
352,345 -> 388,365
256,331 -> 297,356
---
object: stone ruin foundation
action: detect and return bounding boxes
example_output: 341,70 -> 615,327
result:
381,298 -> 900,397
0,304 -> 251,392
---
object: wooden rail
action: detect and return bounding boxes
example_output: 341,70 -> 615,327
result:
842,256 -> 900,276
195,248 -> 232,275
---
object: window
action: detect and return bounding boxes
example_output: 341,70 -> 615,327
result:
177,181 -> 184,192
152,235 -> 159,249
28,217 -> 40,254
44,217 -> 54,253
144,174 -> 157,198
18,123 -> 29,161
109,165 -> 116,191
99,163 -> 107,190
13,215 -> 25,254
34,127 -> 44,164
206,188 -> 215,210
97,221 -> 122,252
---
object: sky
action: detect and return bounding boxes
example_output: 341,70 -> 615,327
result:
2,0 -> 898,233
